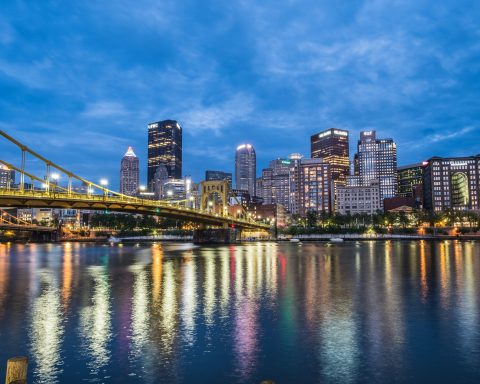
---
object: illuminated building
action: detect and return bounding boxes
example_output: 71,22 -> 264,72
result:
0,164 -> 14,188
119,146 -> 139,196
397,163 -> 423,197
235,144 -> 256,197
147,120 -> 182,188
423,155 -> 480,211
289,158 -> 332,216
336,183 -> 381,215
354,130 -> 397,204
311,128 -> 349,185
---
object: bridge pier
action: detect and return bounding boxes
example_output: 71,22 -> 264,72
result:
193,228 -> 241,244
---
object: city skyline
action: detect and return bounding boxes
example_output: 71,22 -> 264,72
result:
0,1 -> 479,186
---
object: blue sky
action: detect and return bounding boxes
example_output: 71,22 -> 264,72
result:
0,0 -> 479,188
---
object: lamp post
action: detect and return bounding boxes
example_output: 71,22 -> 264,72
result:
100,179 -> 108,200
51,173 -> 60,195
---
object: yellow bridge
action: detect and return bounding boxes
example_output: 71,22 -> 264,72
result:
0,130 -> 269,232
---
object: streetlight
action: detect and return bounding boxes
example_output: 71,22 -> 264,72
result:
51,173 -> 60,194
100,179 -> 108,200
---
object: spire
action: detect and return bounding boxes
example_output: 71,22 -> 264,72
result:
124,146 -> 136,157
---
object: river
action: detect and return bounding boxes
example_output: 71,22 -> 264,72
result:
0,240 -> 479,383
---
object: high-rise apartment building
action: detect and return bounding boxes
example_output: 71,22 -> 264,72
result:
119,147 -> 139,196
235,144 -> 256,197
397,163 -> 424,197
147,120 -> 182,188
289,158 -> 332,216
423,155 -> 480,211
311,128 -> 349,185
355,130 -> 397,203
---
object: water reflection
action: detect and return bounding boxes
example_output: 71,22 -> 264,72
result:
79,266 -> 112,375
30,271 -> 64,384
0,241 -> 479,383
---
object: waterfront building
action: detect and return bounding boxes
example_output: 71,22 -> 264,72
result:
147,120 -> 182,188
119,146 -> 139,196
235,144 -> 256,197
397,163 -> 423,197
205,170 -> 232,192
289,158 -> 332,216
311,128 -> 349,185
423,155 -> 480,211
0,164 -> 14,188
354,130 -> 397,204
336,183 -> 381,215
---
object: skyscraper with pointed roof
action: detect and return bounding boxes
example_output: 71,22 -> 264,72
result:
120,146 -> 140,196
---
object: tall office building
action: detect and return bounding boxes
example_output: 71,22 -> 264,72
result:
119,147 -> 140,196
235,144 -> 256,196
355,130 -> 397,203
0,164 -> 14,188
147,120 -> 182,188
205,170 -> 232,192
259,158 -> 291,207
289,158 -> 332,216
397,163 -> 423,197
423,155 -> 480,211
311,128 -> 349,185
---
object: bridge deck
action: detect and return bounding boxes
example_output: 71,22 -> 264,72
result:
0,189 -> 270,230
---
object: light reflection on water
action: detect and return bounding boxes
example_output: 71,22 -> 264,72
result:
0,241 -> 479,383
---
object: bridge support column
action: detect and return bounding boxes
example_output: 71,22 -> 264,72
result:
193,228 -> 241,244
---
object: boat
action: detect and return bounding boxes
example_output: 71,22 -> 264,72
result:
290,238 -> 301,243
108,236 -> 121,243
329,237 -> 344,243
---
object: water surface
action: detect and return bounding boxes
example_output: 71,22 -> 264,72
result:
0,241 -> 479,383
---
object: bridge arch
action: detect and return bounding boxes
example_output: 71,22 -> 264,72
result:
200,180 -> 228,213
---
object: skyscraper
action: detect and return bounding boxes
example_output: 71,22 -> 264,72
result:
311,128 -> 349,185
355,130 -> 397,203
147,120 -> 182,188
119,146 -> 139,196
259,158 -> 291,207
235,144 -> 256,196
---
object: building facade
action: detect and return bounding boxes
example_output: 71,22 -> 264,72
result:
311,128 -> 349,185
423,156 -> 480,211
258,158 -> 291,208
397,163 -> 423,197
147,120 -> 182,188
0,165 -> 14,188
355,130 -> 397,203
235,144 -> 256,197
289,158 -> 332,216
336,183 -> 381,215
119,146 -> 140,196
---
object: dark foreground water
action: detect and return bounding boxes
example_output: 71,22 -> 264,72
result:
0,241 -> 479,383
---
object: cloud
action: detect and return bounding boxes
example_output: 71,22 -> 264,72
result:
178,93 -> 255,136
82,101 -> 128,118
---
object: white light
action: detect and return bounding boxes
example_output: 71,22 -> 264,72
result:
42,183 -> 48,189
167,190 -> 173,197
87,187 -> 94,194
139,185 -> 146,192
208,201 -> 213,206
100,179 -> 108,186
51,173 -> 60,181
